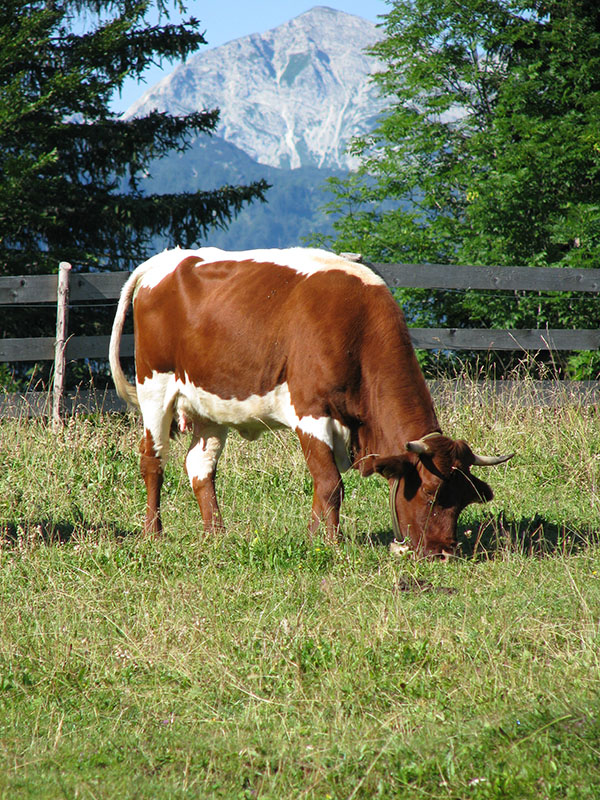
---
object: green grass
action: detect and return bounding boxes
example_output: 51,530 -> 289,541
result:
0,386 -> 599,799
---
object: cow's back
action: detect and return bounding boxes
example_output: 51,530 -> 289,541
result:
132,249 -> 390,409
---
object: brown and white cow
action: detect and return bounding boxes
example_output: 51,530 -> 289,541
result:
109,247 -> 512,557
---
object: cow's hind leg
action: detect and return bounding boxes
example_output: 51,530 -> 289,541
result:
185,423 -> 228,532
296,429 -> 344,543
138,377 -> 174,536
139,423 -> 170,536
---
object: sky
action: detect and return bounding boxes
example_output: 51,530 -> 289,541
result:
110,1 -> 388,113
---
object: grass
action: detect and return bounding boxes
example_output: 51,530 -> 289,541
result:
0,381 -> 599,799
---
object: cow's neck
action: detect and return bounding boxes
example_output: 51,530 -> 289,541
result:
368,377 -> 439,455
359,324 -> 441,458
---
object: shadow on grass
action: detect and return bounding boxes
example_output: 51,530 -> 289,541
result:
363,515 -> 600,560
457,515 -> 600,560
0,519 -> 135,549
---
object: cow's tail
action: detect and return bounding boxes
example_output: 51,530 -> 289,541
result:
109,268 -> 142,410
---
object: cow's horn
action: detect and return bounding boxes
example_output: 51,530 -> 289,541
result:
405,432 -> 443,455
471,452 -> 514,467
406,439 -> 430,455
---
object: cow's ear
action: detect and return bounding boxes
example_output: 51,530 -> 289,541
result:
373,455 -> 412,480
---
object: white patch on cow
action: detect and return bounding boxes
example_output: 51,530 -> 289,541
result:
136,247 -> 203,291
271,247 -> 385,287
296,416 -> 352,472
177,374 -> 298,436
134,246 -> 385,292
185,425 -> 228,484
136,371 -> 175,462
136,370 -> 352,471
198,247 -> 385,287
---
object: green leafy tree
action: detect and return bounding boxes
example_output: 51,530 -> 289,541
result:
325,0 -> 600,377
0,0 -> 269,277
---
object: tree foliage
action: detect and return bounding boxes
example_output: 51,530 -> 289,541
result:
0,0 -> 269,276
325,0 -> 600,376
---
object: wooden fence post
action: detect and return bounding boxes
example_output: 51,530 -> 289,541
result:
52,261 -> 72,430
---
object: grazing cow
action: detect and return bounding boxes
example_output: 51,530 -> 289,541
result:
109,247 -> 512,557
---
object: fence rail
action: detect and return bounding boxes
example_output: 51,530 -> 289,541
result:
5,328 -> 600,363
371,262 -> 600,292
0,272 -> 128,305
2,262 -> 600,362
1,261 -> 599,420
3,262 -> 599,304
0,335 -> 135,362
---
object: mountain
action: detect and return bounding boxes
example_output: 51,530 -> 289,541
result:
125,6 -> 384,171
124,6 -> 385,248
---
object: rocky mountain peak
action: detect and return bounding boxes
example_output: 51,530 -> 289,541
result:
124,6 -> 385,170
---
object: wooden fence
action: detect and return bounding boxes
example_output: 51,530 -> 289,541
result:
1,260 -> 599,421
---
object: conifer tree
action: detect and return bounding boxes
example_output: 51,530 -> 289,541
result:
0,0 -> 269,276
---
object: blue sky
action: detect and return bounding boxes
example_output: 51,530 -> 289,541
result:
111,1 -> 388,113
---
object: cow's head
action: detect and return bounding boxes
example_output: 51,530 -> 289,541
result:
374,433 -> 513,558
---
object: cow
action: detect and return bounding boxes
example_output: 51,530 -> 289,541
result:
109,247 -> 512,557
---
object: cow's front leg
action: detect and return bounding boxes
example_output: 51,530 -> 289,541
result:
296,430 -> 344,543
185,423 -> 228,532
139,429 -> 164,535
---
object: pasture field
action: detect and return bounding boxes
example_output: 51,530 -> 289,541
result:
0,381 -> 599,799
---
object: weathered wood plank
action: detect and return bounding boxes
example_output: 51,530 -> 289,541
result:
0,272 -> 130,305
0,337 -> 56,361
69,272 -> 129,301
2,263 -> 600,306
0,334 -> 135,362
0,274 -> 58,304
2,329 -> 598,362
64,334 -> 134,360
52,261 -> 72,430
409,328 -> 600,350
372,263 -> 600,292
